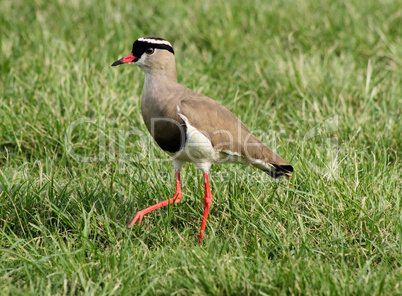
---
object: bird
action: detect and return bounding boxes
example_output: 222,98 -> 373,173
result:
112,37 -> 293,244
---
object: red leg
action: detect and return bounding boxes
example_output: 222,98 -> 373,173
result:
198,172 -> 213,245
128,170 -> 182,228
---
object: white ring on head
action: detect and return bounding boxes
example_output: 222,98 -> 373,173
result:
138,38 -> 173,48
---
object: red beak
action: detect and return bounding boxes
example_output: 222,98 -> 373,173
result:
111,53 -> 137,66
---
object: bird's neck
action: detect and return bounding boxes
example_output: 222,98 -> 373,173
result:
142,66 -> 178,98
144,68 -> 177,83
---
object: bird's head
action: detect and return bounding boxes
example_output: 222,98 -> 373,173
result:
112,37 -> 175,72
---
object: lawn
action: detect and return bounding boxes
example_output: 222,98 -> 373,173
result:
1,0 -> 401,294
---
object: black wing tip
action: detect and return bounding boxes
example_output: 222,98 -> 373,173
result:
265,164 -> 294,179
278,165 -> 294,173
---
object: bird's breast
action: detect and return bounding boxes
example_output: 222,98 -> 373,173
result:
141,99 -> 186,153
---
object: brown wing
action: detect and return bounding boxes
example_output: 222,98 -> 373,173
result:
178,95 -> 292,170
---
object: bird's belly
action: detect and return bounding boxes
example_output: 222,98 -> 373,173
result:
170,124 -> 217,166
170,112 -> 253,170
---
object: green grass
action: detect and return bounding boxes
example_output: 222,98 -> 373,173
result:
1,0 -> 401,294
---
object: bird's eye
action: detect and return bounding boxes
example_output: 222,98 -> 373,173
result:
145,48 -> 155,55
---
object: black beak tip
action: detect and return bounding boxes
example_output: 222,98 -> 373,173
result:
111,59 -> 123,67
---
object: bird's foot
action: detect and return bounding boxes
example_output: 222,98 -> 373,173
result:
128,211 -> 145,228
198,231 -> 204,245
